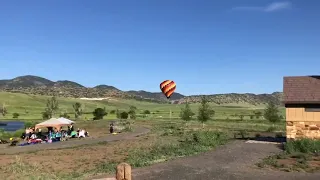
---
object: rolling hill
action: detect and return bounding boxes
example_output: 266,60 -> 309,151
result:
0,75 -> 283,105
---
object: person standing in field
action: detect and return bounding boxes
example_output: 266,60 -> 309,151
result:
109,123 -> 114,134
25,128 -> 30,141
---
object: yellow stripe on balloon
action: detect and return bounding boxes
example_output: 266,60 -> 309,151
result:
160,80 -> 172,89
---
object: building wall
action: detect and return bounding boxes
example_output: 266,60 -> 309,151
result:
286,107 -> 320,139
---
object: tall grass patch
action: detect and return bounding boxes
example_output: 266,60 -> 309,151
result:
285,139 -> 320,154
126,130 -> 229,167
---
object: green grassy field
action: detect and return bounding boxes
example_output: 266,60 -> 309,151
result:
0,91 -> 288,179
0,91 -> 285,121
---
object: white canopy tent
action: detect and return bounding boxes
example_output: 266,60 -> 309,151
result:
35,118 -> 75,130
57,117 -> 75,124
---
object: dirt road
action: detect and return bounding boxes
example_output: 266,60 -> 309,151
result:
99,141 -> 320,180
0,127 -> 150,155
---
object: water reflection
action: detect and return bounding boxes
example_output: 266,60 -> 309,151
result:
0,121 -> 25,132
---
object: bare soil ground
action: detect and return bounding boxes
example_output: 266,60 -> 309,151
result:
258,153 -> 320,173
0,126 -> 152,179
0,127 -> 150,155
105,141 -> 320,180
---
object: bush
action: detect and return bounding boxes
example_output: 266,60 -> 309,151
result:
160,124 -> 184,136
143,110 -> 151,114
0,128 -> 24,139
110,110 -> 116,114
24,121 -> 37,129
275,132 -> 285,138
42,111 -> 50,119
266,126 -> 276,132
238,129 -> 249,139
285,139 -> 320,154
60,113 -> 70,119
120,112 -> 128,119
93,108 -> 108,120
188,131 -> 228,147
12,113 -> 20,118
264,102 -> 281,123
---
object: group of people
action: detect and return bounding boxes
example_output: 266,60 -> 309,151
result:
21,124 -> 89,145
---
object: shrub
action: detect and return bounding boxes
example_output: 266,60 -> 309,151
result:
60,113 -> 70,119
285,139 -> 320,154
93,108 -> 108,120
238,129 -> 249,139
120,112 -> 128,119
266,126 -> 276,132
275,132 -> 285,138
264,102 -> 281,123
110,110 -> 116,114
24,121 -> 37,128
42,111 -> 50,119
12,113 -> 20,118
188,131 -> 228,147
0,128 -> 24,139
143,110 -> 150,114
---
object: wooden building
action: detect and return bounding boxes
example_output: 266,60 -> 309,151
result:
283,76 -> 320,140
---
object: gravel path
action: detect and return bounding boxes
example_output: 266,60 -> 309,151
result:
0,127 -> 150,155
127,141 -> 320,180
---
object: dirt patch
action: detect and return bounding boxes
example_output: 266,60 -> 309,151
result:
0,133 -> 159,179
257,153 -> 320,173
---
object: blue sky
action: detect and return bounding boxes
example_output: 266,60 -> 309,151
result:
0,0 -> 319,95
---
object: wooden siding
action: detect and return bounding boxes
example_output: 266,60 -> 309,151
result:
286,107 -> 320,139
286,107 -> 320,122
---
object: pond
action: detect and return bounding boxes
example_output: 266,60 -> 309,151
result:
0,121 -> 25,132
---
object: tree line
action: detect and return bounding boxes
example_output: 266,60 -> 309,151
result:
0,96 -> 140,120
179,96 -> 283,127
42,96 -> 140,120
0,95 -> 283,123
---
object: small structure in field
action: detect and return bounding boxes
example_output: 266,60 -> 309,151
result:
283,76 -> 320,140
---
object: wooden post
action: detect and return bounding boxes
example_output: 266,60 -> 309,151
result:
116,163 -> 131,180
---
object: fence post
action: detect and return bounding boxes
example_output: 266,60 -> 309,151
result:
116,162 -> 131,180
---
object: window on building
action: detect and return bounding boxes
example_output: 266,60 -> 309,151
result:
305,108 -> 320,112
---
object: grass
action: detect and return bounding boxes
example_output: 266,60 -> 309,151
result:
93,127 -> 229,175
0,91 -> 286,139
257,139 -> 320,172
0,123 -> 230,179
0,91 -> 285,120
285,139 -> 320,154
0,91 -> 288,179
0,128 -> 25,139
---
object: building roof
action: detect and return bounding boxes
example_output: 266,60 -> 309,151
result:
283,76 -> 320,104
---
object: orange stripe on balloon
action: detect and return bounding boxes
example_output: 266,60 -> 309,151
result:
165,86 -> 176,98
160,80 -> 172,89
162,82 -> 176,93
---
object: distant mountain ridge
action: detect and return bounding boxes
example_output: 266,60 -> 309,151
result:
0,75 -> 283,105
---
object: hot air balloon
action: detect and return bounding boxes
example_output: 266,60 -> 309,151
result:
160,80 -> 176,99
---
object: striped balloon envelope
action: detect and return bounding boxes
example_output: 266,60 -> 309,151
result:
160,80 -> 176,99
